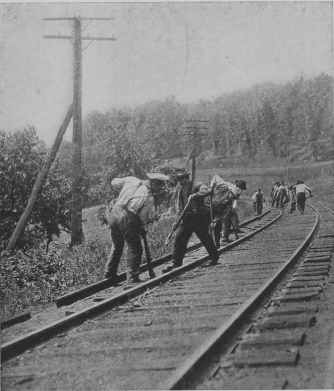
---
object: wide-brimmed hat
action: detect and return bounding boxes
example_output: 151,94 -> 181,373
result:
146,173 -> 169,181
235,179 -> 247,191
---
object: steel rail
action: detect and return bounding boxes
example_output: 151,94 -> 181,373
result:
56,210 -> 271,307
163,204 -> 319,390
1,210 -> 276,362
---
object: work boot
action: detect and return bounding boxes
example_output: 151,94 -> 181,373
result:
221,237 -> 233,243
162,263 -> 180,274
123,277 -> 144,290
103,272 -> 119,285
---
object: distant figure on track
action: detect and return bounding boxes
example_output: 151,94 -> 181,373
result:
209,175 -> 247,246
162,170 -> 219,272
287,185 -> 297,213
272,182 -> 281,208
252,189 -> 265,216
295,180 -> 312,214
277,181 -> 288,209
104,173 -> 169,285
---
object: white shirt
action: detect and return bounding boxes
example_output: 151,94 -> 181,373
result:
111,177 -> 154,227
295,183 -> 311,195
210,175 -> 242,208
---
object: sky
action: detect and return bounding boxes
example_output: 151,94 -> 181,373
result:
1,1 -> 333,146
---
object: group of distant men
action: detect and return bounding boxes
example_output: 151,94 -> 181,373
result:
269,180 -> 312,214
104,170 -> 247,286
103,169 -> 312,287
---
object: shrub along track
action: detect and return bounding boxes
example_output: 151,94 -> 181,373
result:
1,206 -> 323,390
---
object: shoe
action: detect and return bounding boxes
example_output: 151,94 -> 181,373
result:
221,237 -> 233,243
162,264 -> 180,274
122,278 -> 144,290
201,259 -> 219,267
103,273 -> 119,285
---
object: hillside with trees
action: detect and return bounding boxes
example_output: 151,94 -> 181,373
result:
57,73 -> 332,207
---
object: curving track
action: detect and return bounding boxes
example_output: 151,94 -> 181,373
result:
2,204 -> 333,390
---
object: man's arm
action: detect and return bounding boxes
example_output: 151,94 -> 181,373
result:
111,176 -> 138,190
191,182 -> 211,199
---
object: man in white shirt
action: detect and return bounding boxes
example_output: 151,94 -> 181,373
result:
104,172 -> 169,284
277,181 -> 288,209
272,182 -> 281,208
295,180 -> 312,214
252,189 -> 265,215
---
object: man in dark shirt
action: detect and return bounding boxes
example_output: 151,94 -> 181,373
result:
163,171 -> 219,272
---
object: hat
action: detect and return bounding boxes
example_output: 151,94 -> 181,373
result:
235,179 -> 247,191
173,169 -> 191,181
275,182 -> 280,185
146,173 -> 169,181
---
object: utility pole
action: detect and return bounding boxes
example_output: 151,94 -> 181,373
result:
44,17 -> 116,246
183,120 -> 209,182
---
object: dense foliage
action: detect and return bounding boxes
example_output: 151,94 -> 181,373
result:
0,127 -> 72,251
56,74 -> 333,207
1,216 -> 175,318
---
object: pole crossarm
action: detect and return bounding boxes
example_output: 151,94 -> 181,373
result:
184,133 -> 208,136
184,120 -> 209,122
183,127 -> 209,130
44,17 -> 115,20
44,35 -> 117,41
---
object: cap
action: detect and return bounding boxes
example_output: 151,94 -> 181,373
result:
235,179 -> 247,191
172,169 -> 191,181
146,173 -> 169,181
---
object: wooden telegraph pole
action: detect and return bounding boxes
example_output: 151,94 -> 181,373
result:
183,120 -> 209,182
44,17 -> 116,246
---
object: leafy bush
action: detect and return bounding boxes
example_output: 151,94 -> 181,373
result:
0,214 -> 176,318
0,128 -> 71,251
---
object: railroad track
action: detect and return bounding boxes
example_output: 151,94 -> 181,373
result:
1,209 -> 275,357
2,203 -> 333,390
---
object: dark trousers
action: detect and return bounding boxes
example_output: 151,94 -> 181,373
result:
256,202 -> 263,215
278,191 -> 287,209
289,200 -> 296,213
296,192 -> 306,214
275,196 -> 280,208
213,203 -> 233,245
105,205 -> 143,282
172,213 -> 219,266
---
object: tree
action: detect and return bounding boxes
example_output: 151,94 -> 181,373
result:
0,127 -> 71,251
